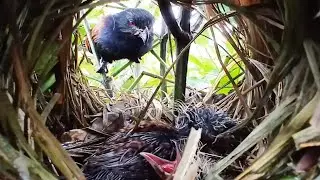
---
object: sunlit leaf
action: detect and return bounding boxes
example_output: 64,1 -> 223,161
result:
143,78 -> 160,88
121,76 -> 135,90
195,32 -> 209,46
87,8 -> 104,19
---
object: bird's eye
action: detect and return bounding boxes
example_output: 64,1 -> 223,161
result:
128,21 -> 135,26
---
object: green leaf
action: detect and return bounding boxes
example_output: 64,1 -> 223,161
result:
87,8 -> 104,19
223,55 -> 232,66
80,59 -> 103,85
143,78 -> 160,89
40,73 -> 56,93
121,76 -> 135,90
34,44 -> 59,75
225,41 -> 235,55
189,54 -> 217,75
195,32 -> 209,46
77,25 -> 87,38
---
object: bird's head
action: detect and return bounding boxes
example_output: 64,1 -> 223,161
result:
140,144 -> 181,180
115,8 -> 154,44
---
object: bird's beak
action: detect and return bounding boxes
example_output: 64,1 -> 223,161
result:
139,145 -> 181,179
134,26 -> 149,44
140,152 -> 176,179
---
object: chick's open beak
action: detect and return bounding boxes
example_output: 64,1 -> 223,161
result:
140,152 -> 176,179
139,144 -> 181,179
134,26 -> 149,44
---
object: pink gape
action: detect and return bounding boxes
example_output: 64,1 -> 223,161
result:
140,144 -> 181,180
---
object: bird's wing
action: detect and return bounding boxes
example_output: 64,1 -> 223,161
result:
84,18 -> 106,53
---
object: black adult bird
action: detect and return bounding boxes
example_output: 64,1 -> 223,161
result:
78,107 -> 237,180
85,8 -> 155,73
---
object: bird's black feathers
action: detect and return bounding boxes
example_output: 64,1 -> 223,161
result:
83,122 -> 179,180
85,8 -> 155,73
71,107 -> 237,180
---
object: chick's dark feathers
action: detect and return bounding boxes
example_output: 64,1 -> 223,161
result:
83,122 -> 179,180
79,107 -> 237,180
85,8 -> 155,73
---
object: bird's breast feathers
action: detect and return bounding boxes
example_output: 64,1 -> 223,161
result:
86,8 -> 155,63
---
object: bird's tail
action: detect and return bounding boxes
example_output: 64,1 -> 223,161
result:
84,36 -> 92,53
84,23 -> 101,54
